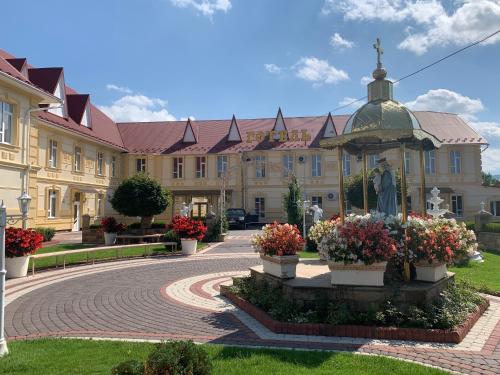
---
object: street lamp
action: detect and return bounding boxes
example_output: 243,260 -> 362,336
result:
0,194 -> 31,357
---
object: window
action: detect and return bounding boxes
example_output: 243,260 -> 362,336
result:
97,193 -> 104,217
97,152 -> 104,176
173,157 -> 183,178
283,155 -> 294,177
368,153 -> 380,169
0,101 -> 13,144
255,197 -> 265,218
255,155 -> 266,178
74,146 -> 82,172
312,154 -> 322,177
451,195 -> 463,218
136,158 -> 146,173
311,196 -> 323,208
48,140 -> 58,168
425,150 -> 436,175
450,151 -> 461,174
491,201 -> 500,217
196,156 -> 206,178
217,155 -> 228,177
343,153 -> 351,176
404,151 -> 411,175
48,190 -> 57,218
111,156 -> 116,177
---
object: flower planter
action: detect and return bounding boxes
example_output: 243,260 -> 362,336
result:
218,233 -> 227,242
181,239 -> 198,255
415,260 -> 448,282
260,254 -> 299,279
328,261 -> 387,286
6,255 -> 30,278
103,232 -> 117,245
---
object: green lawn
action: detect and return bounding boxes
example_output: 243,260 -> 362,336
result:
31,242 -> 207,271
450,250 -> 500,294
298,250 -> 320,259
0,339 -> 448,375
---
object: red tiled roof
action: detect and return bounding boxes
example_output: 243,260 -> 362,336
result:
117,112 -> 487,155
0,54 -> 36,88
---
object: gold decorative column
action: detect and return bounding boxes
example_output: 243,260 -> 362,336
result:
419,144 -> 427,216
338,147 -> 345,224
362,150 -> 369,214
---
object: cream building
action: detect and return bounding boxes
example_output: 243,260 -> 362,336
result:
0,48 -> 499,231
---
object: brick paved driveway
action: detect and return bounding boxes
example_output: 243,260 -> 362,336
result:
5,230 -> 500,374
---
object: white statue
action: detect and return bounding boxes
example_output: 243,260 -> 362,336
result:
310,205 -> 324,223
180,202 -> 193,217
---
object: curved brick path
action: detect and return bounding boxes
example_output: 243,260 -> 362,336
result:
5,230 -> 500,375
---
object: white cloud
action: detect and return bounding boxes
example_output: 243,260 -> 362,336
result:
293,57 -> 349,86
106,84 -> 133,94
405,89 -> 484,117
325,0 -> 500,54
482,148 -> 500,174
338,96 -> 363,110
264,63 -> 282,75
360,75 -> 399,86
170,0 -> 231,17
99,94 -> 176,122
330,33 -> 354,49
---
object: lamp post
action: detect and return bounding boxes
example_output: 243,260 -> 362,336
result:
0,193 -> 31,357
297,199 -> 311,241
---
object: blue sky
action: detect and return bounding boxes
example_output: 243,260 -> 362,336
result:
2,0 -> 500,172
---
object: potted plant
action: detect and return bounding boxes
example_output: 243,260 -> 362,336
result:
308,219 -> 337,261
5,227 -> 43,278
251,222 -> 304,279
320,216 -> 397,286
171,215 -> 207,255
101,217 -> 125,245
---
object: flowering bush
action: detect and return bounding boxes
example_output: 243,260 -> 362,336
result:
308,219 -> 338,259
171,215 -> 207,241
5,227 -> 43,258
251,222 -> 304,256
101,217 -> 126,233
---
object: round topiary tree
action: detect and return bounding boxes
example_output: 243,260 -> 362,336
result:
111,173 -> 172,228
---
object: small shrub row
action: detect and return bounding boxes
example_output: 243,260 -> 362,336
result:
112,340 -> 211,375
483,222 -> 500,233
126,221 -> 166,230
34,227 -> 56,242
89,224 -> 102,230
230,277 -> 485,330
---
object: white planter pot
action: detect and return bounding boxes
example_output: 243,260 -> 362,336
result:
6,255 -> 30,279
260,254 -> 299,279
104,232 -> 117,245
328,261 -> 387,286
181,239 -> 198,255
415,261 -> 448,282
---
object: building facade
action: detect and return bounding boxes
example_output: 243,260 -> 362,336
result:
1,48 -> 499,231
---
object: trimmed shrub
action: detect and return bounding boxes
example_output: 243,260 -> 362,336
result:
150,221 -> 166,229
111,359 -> 144,375
35,227 -> 56,242
144,341 -> 212,375
128,222 -> 142,230
164,230 -> 181,246
483,222 -> 500,233
89,224 -> 102,230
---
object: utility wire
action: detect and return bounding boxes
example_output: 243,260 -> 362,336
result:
329,29 -> 500,114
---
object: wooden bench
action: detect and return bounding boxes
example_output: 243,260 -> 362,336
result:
116,233 -> 164,245
30,241 -> 178,276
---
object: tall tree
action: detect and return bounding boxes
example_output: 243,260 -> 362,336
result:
284,174 -> 303,226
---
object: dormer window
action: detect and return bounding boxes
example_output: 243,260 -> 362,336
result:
81,104 -> 91,127
49,77 -> 66,117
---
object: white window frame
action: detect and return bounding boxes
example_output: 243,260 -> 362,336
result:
97,152 -> 104,176
311,196 -> 323,208
450,151 -> 461,175
283,155 -> 294,177
173,157 -> 183,179
48,140 -> 58,168
196,156 -> 206,178
96,193 -> 104,217
0,101 -> 13,144
217,155 -> 228,177
111,156 -> 116,177
451,194 -> 463,218
343,153 -> 351,176
74,146 -> 82,172
312,154 -> 322,177
491,201 -> 500,217
425,150 -> 436,175
48,190 -> 57,218
368,153 -> 380,169
255,155 -> 266,178
136,158 -> 146,173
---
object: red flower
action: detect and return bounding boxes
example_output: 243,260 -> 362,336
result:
101,217 -> 126,233
171,215 -> 207,241
5,227 -> 43,258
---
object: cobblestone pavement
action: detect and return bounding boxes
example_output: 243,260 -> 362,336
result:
5,231 -> 500,374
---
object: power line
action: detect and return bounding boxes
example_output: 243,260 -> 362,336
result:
329,29 -> 500,114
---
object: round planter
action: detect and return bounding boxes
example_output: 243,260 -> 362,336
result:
260,254 -> 299,279
181,239 -> 198,255
415,260 -> 448,282
328,261 -> 387,286
103,232 -> 117,245
5,255 -> 30,278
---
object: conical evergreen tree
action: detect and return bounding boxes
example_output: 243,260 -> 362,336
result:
284,174 -> 303,226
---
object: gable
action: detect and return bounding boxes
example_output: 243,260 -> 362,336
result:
323,113 -> 337,138
183,119 -> 197,143
227,115 -> 242,142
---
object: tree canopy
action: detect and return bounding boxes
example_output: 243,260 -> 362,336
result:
111,173 -> 172,218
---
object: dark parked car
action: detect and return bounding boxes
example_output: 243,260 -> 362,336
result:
226,208 -> 247,229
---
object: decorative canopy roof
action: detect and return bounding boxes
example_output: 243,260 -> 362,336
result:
320,38 -> 441,154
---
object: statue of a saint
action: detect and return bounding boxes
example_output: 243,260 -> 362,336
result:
180,202 -> 193,217
374,158 -> 397,216
310,205 -> 324,223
